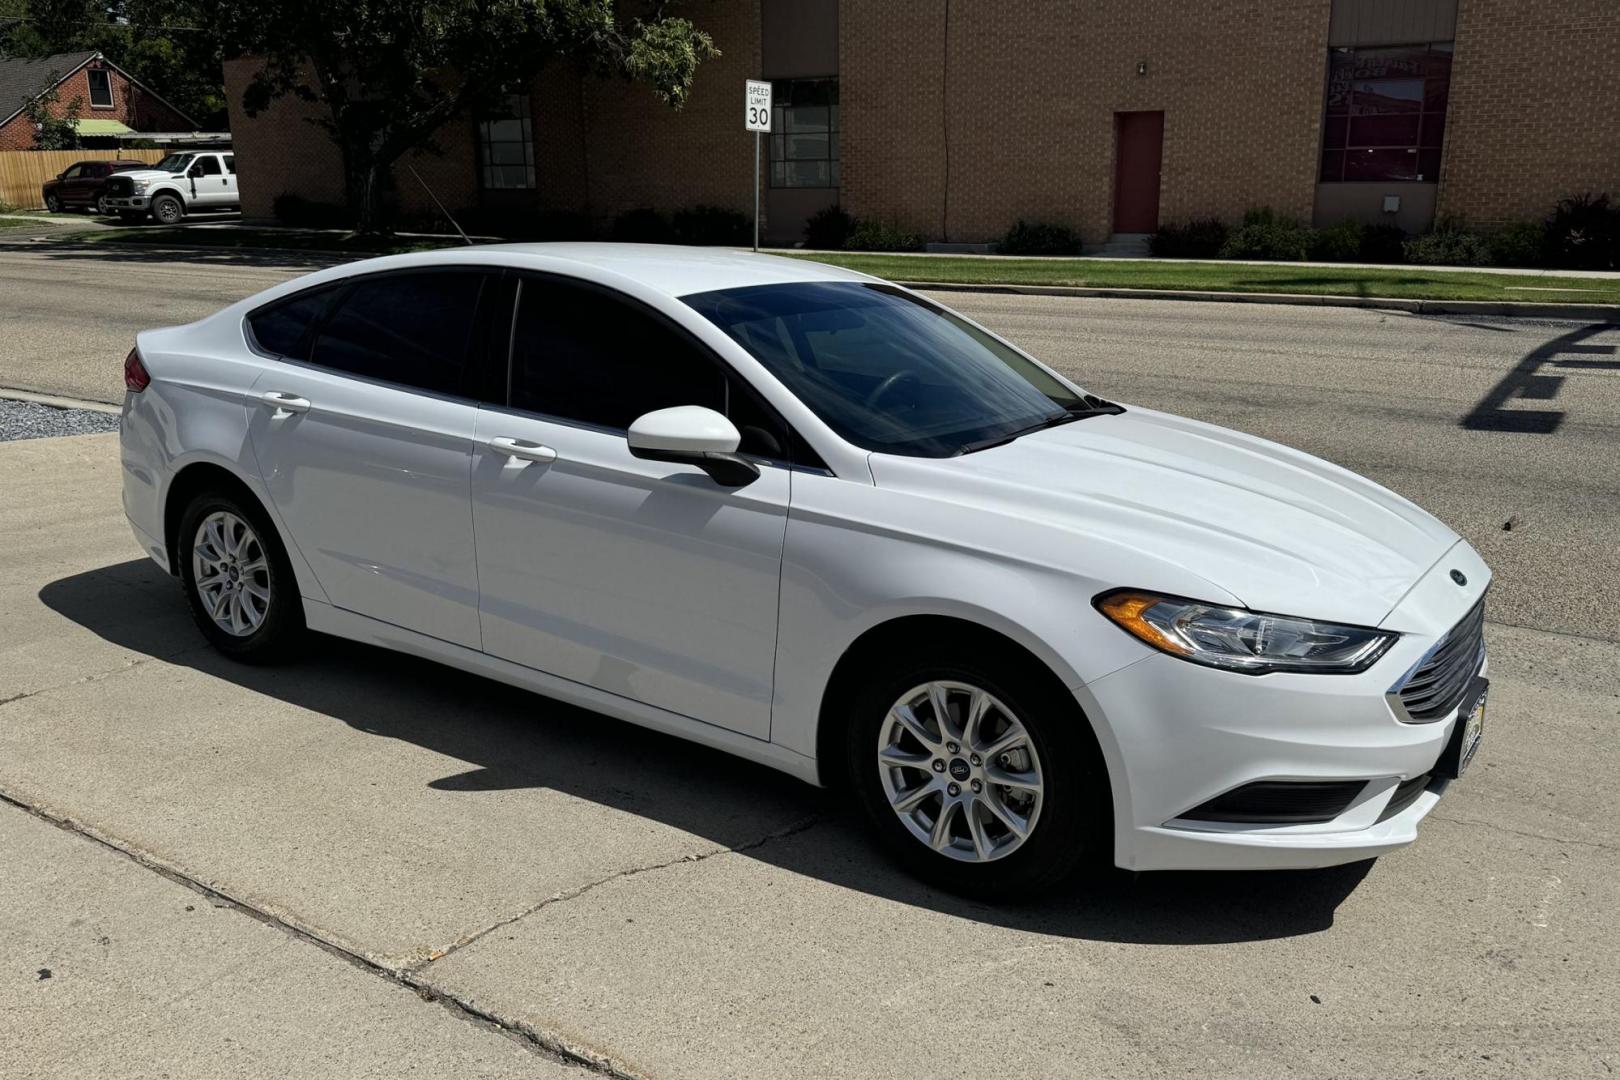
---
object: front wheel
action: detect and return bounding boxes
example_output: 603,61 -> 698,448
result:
44,194 -> 60,213
151,194 -> 184,225
95,194 -> 110,216
845,647 -> 1108,898
178,490 -> 304,662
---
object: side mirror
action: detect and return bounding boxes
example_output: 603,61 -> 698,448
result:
627,406 -> 759,487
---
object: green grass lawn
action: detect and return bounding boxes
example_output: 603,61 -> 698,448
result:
782,252 -> 1620,304
83,226 -> 465,255
0,215 -> 61,231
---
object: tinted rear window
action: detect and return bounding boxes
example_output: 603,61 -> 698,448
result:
247,288 -> 335,360
311,272 -> 486,396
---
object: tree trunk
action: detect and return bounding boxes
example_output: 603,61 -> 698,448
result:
341,153 -> 389,236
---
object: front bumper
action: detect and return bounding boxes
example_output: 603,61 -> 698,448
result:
106,196 -> 149,210
1085,542 -> 1491,872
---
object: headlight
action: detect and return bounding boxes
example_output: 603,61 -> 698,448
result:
131,180 -> 148,193
1095,590 -> 1397,675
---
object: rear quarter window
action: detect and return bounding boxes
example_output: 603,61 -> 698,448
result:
246,287 -> 337,360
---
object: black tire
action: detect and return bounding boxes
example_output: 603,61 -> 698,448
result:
177,488 -> 304,663
44,194 -> 60,213
845,643 -> 1109,899
151,194 -> 184,225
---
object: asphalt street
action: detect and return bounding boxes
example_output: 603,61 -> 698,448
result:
1,246 -> 1618,1078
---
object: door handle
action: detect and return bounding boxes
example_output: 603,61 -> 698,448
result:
259,391 -> 311,417
487,436 -> 558,464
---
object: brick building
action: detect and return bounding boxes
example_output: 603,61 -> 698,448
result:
0,51 -> 195,151
224,0 -> 1620,247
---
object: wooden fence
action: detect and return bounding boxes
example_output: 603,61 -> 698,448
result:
0,149 -> 168,210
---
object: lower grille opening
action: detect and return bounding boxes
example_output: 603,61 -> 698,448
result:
1180,780 -> 1366,825
1376,773 -> 1434,822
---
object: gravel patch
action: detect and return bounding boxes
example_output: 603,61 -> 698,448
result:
0,398 -> 121,442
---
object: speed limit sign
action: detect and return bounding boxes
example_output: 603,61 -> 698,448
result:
745,80 -> 772,132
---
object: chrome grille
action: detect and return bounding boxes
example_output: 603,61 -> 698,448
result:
1396,597 -> 1485,722
105,177 -> 132,197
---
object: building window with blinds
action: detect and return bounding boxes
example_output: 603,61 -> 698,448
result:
770,78 -> 838,188
1320,43 -> 1452,183
478,95 -> 535,190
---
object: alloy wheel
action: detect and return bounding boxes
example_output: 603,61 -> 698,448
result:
876,680 -> 1045,862
191,511 -> 271,637
45,195 -> 60,212
95,195 -> 109,215
154,197 -> 181,224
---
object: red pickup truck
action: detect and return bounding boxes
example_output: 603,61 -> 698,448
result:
41,160 -> 150,215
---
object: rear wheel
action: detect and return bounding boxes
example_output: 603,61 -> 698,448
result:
151,194 -> 183,225
178,490 -> 304,662
845,646 -> 1108,898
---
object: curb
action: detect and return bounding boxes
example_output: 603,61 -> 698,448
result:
0,388 -> 122,414
896,281 -> 1620,322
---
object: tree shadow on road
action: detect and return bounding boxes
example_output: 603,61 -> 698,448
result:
41,558 -> 1373,946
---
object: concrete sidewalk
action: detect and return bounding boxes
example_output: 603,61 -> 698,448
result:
2,432 -> 1617,1079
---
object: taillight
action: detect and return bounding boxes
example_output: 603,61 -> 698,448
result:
124,347 -> 150,392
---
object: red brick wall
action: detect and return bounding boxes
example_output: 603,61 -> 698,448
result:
1438,0 -> 1620,227
0,59 -> 193,150
841,0 -> 1332,246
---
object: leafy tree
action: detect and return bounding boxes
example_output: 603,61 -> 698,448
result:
213,1 -> 719,233
20,80 -> 81,149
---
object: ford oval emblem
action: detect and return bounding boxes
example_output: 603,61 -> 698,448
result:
1450,569 -> 1468,586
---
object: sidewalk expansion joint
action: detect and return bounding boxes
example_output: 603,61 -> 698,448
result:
0,788 -> 645,1080
0,646 -> 209,711
408,813 -> 826,973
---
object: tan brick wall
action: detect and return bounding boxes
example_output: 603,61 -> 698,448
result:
0,59 -> 192,151
1438,0 -> 1620,227
842,0 -> 1331,246
222,58 -> 344,218
569,0 -> 761,225
224,58 -> 479,223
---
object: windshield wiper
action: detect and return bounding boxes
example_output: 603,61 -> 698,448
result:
956,395 -> 1125,455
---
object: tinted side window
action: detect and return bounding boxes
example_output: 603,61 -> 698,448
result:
223,154 -> 236,174
510,279 -> 725,430
194,155 -> 222,176
247,287 -> 337,360
312,272 -> 485,395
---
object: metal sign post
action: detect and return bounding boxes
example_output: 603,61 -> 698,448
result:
745,79 -> 772,251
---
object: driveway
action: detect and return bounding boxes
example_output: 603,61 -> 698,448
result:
2,249 -> 1618,1078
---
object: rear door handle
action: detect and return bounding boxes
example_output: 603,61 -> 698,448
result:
259,391 -> 311,417
487,436 -> 558,464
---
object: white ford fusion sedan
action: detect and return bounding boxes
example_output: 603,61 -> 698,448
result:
120,244 -> 1490,896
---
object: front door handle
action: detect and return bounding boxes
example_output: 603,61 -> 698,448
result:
259,391 -> 311,417
487,436 -> 558,464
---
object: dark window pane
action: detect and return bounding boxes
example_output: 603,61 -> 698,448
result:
1351,79 -> 1423,114
313,273 -> 485,394
1319,149 -> 1346,182
193,156 -> 222,175
1344,147 -> 1422,182
88,68 -> 112,107
223,154 -> 236,174
248,288 -> 336,360
1348,113 -> 1421,147
1421,111 -> 1446,148
1417,149 -> 1442,181
1322,115 -> 1348,149
510,279 -> 725,430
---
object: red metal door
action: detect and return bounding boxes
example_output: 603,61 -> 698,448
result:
1112,111 -> 1164,233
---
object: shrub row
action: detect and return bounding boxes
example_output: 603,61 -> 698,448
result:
1149,194 -> 1620,269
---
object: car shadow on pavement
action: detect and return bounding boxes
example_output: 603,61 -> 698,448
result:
41,559 -> 1374,946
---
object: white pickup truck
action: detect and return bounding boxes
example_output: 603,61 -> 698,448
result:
103,150 -> 239,224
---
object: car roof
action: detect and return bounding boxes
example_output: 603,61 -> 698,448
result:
364,242 -> 878,299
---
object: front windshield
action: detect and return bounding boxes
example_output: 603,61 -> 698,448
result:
152,153 -> 193,173
684,282 -> 1086,457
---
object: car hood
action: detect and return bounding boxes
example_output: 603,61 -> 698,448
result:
868,407 -> 1459,627
115,169 -> 182,182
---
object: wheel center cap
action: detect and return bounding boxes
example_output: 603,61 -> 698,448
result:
948,758 -> 971,782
